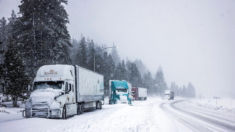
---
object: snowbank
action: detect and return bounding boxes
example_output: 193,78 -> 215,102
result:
190,98 -> 235,113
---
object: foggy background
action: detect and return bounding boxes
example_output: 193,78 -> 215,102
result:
1,0 -> 235,98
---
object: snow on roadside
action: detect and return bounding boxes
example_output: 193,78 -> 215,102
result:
190,98 -> 235,113
0,97 -> 175,132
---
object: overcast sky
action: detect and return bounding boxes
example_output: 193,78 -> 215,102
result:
1,0 -> 235,98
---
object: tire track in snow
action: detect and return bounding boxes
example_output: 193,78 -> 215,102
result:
175,101 -> 235,124
160,103 -> 212,132
171,101 -> 235,132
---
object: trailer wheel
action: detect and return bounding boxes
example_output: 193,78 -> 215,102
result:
62,105 -> 67,119
77,104 -> 81,115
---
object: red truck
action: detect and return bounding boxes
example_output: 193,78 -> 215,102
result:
131,87 -> 147,100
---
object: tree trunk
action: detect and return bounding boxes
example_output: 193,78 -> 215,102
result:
12,96 -> 18,107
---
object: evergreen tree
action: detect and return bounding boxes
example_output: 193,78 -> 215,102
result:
70,38 -> 79,65
182,85 -> 187,97
134,59 -> 148,77
113,60 -> 126,81
142,71 -> 154,95
110,43 -> 120,66
155,66 -> 167,96
115,62 -> 123,80
16,0 -> 72,80
0,17 -> 7,64
187,82 -> 196,98
127,61 -> 142,87
101,52 -> 116,96
76,37 -> 87,67
3,37 -> 30,107
87,39 -> 95,71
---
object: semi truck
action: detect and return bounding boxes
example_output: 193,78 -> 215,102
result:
22,65 -> 104,119
108,80 -> 132,105
164,90 -> 174,100
131,87 -> 147,100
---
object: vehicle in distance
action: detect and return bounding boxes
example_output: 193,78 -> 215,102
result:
131,87 -> 147,100
108,80 -> 132,105
163,90 -> 174,100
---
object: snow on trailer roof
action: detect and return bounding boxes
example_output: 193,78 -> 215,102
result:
111,81 -> 129,90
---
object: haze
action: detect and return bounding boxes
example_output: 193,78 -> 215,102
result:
1,0 -> 235,98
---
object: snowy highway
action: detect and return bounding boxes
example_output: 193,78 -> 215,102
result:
1,97 -> 235,132
161,100 -> 235,132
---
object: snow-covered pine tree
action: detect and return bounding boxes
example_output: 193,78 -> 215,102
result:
7,10 -> 17,38
70,38 -> 79,65
16,0 -> 72,80
155,66 -> 167,96
134,59 -> 148,77
76,37 -> 87,67
111,43 -> 120,66
3,37 -> 30,107
127,61 -> 142,87
114,60 -> 127,81
87,39 -> 95,71
187,82 -> 196,98
0,17 -> 7,64
182,85 -> 187,97
115,62 -> 122,80
121,60 -> 127,81
101,52 -> 109,95
142,71 -> 154,95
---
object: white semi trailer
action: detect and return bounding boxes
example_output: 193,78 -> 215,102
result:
22,65 -> 104,119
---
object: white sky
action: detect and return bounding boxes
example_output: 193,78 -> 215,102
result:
0,0 -> 235,98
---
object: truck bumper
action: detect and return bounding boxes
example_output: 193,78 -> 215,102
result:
22,105 -> 63,118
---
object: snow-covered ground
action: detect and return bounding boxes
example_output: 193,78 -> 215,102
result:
1,97 -> 235,132
190,98 -> 235,113
0,97 -> 174,132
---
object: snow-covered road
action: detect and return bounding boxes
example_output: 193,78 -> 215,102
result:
161,100 -> 235,132
1,97 -> 235,132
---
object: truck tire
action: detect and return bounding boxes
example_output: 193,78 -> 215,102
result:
62,105 -> 67,119
96,101 -> 99,109
25,108 -> 31,118
98,101 -> 102,110
81,104 -> 84,114
77,104 -> 81,115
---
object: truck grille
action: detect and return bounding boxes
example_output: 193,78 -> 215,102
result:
32,103 -> 49,117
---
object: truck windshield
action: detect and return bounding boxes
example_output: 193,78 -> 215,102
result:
116,89 -> 127,92
33,81 -> 64,90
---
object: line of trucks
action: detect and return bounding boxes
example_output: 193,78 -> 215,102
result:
22,64 -> 172,119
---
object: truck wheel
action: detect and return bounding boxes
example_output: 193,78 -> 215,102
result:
81,104 -> 84,114
98,101 -> 102,110
25,108 -> 31,118
77,104 -> 81,115
62,105 -> 67,119
96,102 -> 99,109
